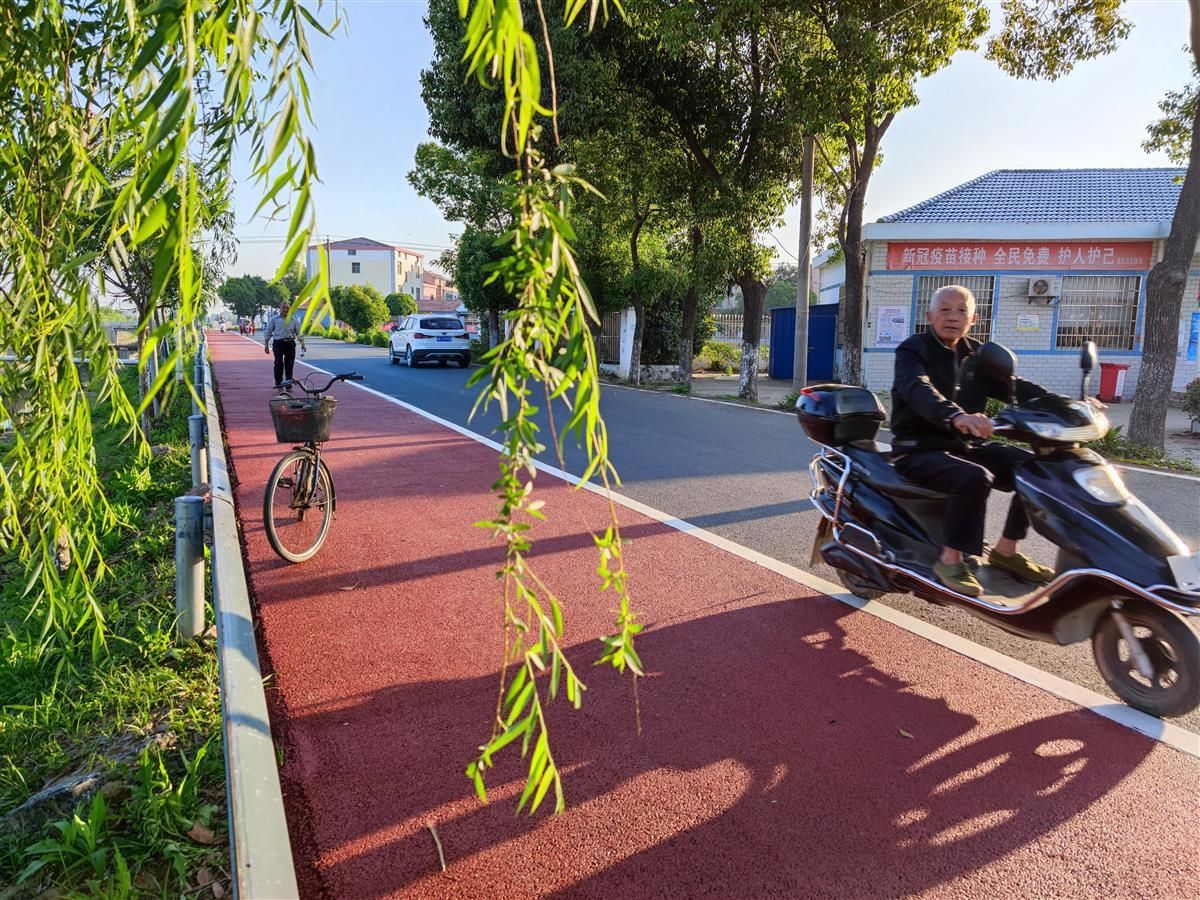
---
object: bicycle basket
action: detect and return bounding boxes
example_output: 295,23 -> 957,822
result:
269,396 -> 337,443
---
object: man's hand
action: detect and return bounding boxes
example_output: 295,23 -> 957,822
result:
264,346 -> 270,355
952,412 -> 993,439
1087,397 -> 1108,410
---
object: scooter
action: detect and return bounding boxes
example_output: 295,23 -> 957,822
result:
799,341 -> 1200,717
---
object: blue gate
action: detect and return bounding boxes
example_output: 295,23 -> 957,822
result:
768,304 -> 839,382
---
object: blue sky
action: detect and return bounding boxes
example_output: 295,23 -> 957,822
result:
229,0 -> 1194,279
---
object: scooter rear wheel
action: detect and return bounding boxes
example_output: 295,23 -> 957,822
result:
837,570 -> 885,601
1093,601 -> 1200,718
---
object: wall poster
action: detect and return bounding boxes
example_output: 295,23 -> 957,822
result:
876,306 -> 909,348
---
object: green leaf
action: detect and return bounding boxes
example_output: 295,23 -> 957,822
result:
528,764 -> 556,814
132,199 -> 168,244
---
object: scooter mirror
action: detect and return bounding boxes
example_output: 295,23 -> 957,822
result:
978,342 -> 1017,379
977,342 -> 1018,404
1080,341 -> 1098,374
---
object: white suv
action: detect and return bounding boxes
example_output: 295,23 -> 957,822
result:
388,315 -> 471,368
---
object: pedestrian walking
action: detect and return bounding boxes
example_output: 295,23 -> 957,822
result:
263,301 -> 306,388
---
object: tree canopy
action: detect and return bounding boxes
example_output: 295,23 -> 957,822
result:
331,284 -> 389,332
385,292 -> 418,318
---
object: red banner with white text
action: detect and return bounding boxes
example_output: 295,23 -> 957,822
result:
886,241 -> 1153,271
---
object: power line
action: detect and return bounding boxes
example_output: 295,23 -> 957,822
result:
768,230 -> 799,262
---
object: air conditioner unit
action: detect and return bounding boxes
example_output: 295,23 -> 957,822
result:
1027,276 -> 1061,300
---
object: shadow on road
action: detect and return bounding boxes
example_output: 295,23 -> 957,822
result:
273,600 -> 1151,898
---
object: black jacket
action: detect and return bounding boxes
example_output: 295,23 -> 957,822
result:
890,330 -> 1048,451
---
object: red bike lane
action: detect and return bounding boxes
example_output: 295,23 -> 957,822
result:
209,333 -> 1199,899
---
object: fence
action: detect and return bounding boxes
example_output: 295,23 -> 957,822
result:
709,311 -> 772,350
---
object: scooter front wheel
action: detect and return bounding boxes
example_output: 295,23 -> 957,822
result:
1093,601 -> 1200,718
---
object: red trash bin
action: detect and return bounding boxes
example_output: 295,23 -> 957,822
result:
1098,362 -> 1130,402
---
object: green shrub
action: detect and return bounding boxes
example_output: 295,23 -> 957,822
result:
341,330 -> 357,343
372,331 -> 388,348
696,340 -> 741,372
1183,377 -> 1200,424
326,326 -> 344,341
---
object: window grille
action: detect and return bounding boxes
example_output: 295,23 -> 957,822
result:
914,275 -> 995,343
351,262 -> 361,274
1055,275 -> 1140,350
347,249 -> 356,256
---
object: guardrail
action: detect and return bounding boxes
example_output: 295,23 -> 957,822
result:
200,336 -> 300,898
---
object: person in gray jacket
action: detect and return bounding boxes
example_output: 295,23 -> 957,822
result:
263,301 -> 306,388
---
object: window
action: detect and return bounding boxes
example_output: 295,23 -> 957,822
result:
421,317 -> 463,331
347,249 -> 356,256
914,275 -> 995,343
1055,275 -> 1140,351
351,262 -> 361,274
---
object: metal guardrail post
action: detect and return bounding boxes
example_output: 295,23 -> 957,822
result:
188,414 -> 207,488
194,346 -> 205,416
202,351 -> 300,898
174,496 -> 206,640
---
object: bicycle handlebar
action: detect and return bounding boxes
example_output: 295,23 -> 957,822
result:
292,372 -> 364,396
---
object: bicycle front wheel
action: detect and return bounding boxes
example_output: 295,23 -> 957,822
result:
263,449 -> 334,563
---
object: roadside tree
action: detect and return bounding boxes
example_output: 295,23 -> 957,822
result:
385,292 -> 418,318
803,0 -> 988,387
331,284 -> 389,333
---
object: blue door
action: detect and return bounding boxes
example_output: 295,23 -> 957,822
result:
807,303 -> 838,382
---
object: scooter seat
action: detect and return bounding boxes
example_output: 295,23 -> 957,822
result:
842,443 -> 948,501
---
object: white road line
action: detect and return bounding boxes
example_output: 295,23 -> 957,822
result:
1115,463 -> 1200,483
279,350 -> 1200,760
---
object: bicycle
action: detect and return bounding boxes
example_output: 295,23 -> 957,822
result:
263,372 -> 363,562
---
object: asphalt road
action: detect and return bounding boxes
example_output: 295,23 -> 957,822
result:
298,337 -> 1200,730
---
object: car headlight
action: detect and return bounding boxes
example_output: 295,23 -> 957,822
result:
1073,465 -> 1130,505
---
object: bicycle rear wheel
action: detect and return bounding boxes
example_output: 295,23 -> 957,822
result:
263,449 -> 334,562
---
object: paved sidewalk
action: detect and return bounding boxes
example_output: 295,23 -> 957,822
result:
209,333 -> 1198,899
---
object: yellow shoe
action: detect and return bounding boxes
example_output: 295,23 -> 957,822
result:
933,561 -> 984,597
988,550 -> 1055,584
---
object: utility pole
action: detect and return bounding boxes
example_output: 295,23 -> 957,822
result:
793,134 -> 814,392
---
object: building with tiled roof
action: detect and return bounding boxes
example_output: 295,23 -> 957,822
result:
831,168 -> 1199,397
875,169 -> 1184,230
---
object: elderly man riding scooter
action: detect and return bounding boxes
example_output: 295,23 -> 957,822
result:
889,285 -> 1077,597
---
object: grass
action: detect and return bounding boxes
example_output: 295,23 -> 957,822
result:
0,370 -> 228,897
1086,425 -> 1199,474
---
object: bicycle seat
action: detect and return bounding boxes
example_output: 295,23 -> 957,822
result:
843,443 -> 948,501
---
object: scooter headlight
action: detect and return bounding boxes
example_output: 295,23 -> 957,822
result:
1073,465 -> 1130,505
1028,421 -> 1064,439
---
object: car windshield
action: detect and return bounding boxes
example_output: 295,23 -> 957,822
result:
421,318 -> 461,331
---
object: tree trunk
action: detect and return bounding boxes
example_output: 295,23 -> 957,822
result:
1128,98 -> 1200,448
629,299 -> 645,385
841,178 -> 870,387
793,134 -> 814,391
737,272 -> 767,400
488,305 -> 500,350
628,211 -> 649,386
677,225 -> 703,387
136,329 -> 152,439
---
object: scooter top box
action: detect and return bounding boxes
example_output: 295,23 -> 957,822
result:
796,384 -> 885,446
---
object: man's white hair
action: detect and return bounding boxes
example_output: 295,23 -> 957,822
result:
929,284 -> 976,312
